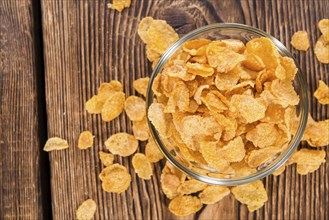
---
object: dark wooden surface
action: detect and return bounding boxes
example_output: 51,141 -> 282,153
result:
0,0 -> 50,219
1,0 -> 328,219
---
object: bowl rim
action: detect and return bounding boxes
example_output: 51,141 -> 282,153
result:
146,23 -> 308,186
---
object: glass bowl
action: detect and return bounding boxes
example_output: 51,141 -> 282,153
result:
146,23 -> 308,186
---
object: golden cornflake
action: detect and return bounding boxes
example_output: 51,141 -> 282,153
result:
124,95 -> 146,121
76,199 -> 97,220
99,151 -> 114,166
97,81 -> 123,103
271,79 -> 300,107
242,51 -> 265,71
318,19 -> 329,42
85,95 -> 103,114
182,39 -> 211,55
199,141 -> 229,172
168,196 -> 203,217
279,56 -> 297,81
214,67 -> 240,91
132,117 -> 149,141
148,103 -> 172,138
105,133 -> 138,157
217,136 -> 245,162
177,179 -> 208,195
101,92 -> 125,122
289,149 -> 326,175
78,131 -> 94,149
231,180 -> 268,212
246,37 -> 279,69
199,185 -> 230,204
132,153 -> 153,180
43,137 -> 69,152
246,123 -> 280,148
186,62 -> 214,77
246,147 -> 281,168
290,31 -> 310,51
133,77 -> 149,97
138,17 -> 179,61
314,35 -> 329,64
107,0 -> 131,12
161,172 -> 181,199
302,114 -> 329,147
99,164 -> 131,193
230,94 -> 266,123
272,165 -> 286,176
314,80 -> 329,105
145,137 -> 164,163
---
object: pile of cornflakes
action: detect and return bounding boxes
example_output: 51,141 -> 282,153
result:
43,16 -> 328,219
291,19 -> 329,64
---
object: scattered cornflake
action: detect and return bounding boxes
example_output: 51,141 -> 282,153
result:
318,19 -> 329,42
161,172 -> 181,199
132,117 -> 150,141
138,17 -> 179,61
107,0 -> 131,12
168,196 -> 203,216
231,180 -> 268,212
85,95 -> 103,114
43,137 -> 69,152
101,92 -> 125,122
290,31 -> 310,51
145,137 -> 164,163
272,164 -> 286,176
97,81 -> 123,103
302,114 -> 329,147
289,149 -> 326,175
124,95 -> 146,121
105,133 -> 138,157
99,151 -> 114,166
78,131 -> 94,149
177,179 -> 208,195
132,153 -> 153,180
199,185 -> 230,204
133,77 -> 150,97
314,35 -> 329,64
314,80 -> 329,105
76,199 -> 97,220
99,164 -> 131,193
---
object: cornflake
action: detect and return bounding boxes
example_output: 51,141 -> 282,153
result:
314,80 -> 329,105
124,95 -> 146,121
133,77 -> 149,97
314,35 -> 329,64
168,196 -> 203,216
231,180 -> 268,212
99,151 -> 114,166
132,153 -> 153,180
101,92 -> 125,122
43,137 -> 69,152
105,133 -> 138,157
247,147 -> 281,168
177,179 -> 208,195
318,19 -> 329,42
145,137 -> 164,163
76,199 -> 97,220
138,17 -> 179,61
132,117 -> 150,141
99,164 -> 131,193
289,149 -> 326,175
302,114 -> 329,147
290,31 -> 310,51
78,131 -> 94,149
199,185 -> 230,204
107,0 -> 131,12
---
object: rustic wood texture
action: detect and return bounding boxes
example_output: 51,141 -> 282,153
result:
40,0 -> 329,219
0,0 -> 50,219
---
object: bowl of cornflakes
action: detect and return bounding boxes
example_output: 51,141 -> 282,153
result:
146,23 -> 308,186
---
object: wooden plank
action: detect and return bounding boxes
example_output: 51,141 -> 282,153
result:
0,0 -> 50,219
41,0 -> 328,219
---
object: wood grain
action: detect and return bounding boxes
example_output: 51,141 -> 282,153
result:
0,0 -> 50,219
40,0 -> 329,219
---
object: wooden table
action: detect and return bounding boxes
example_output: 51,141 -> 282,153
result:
1,0 -> 328,219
